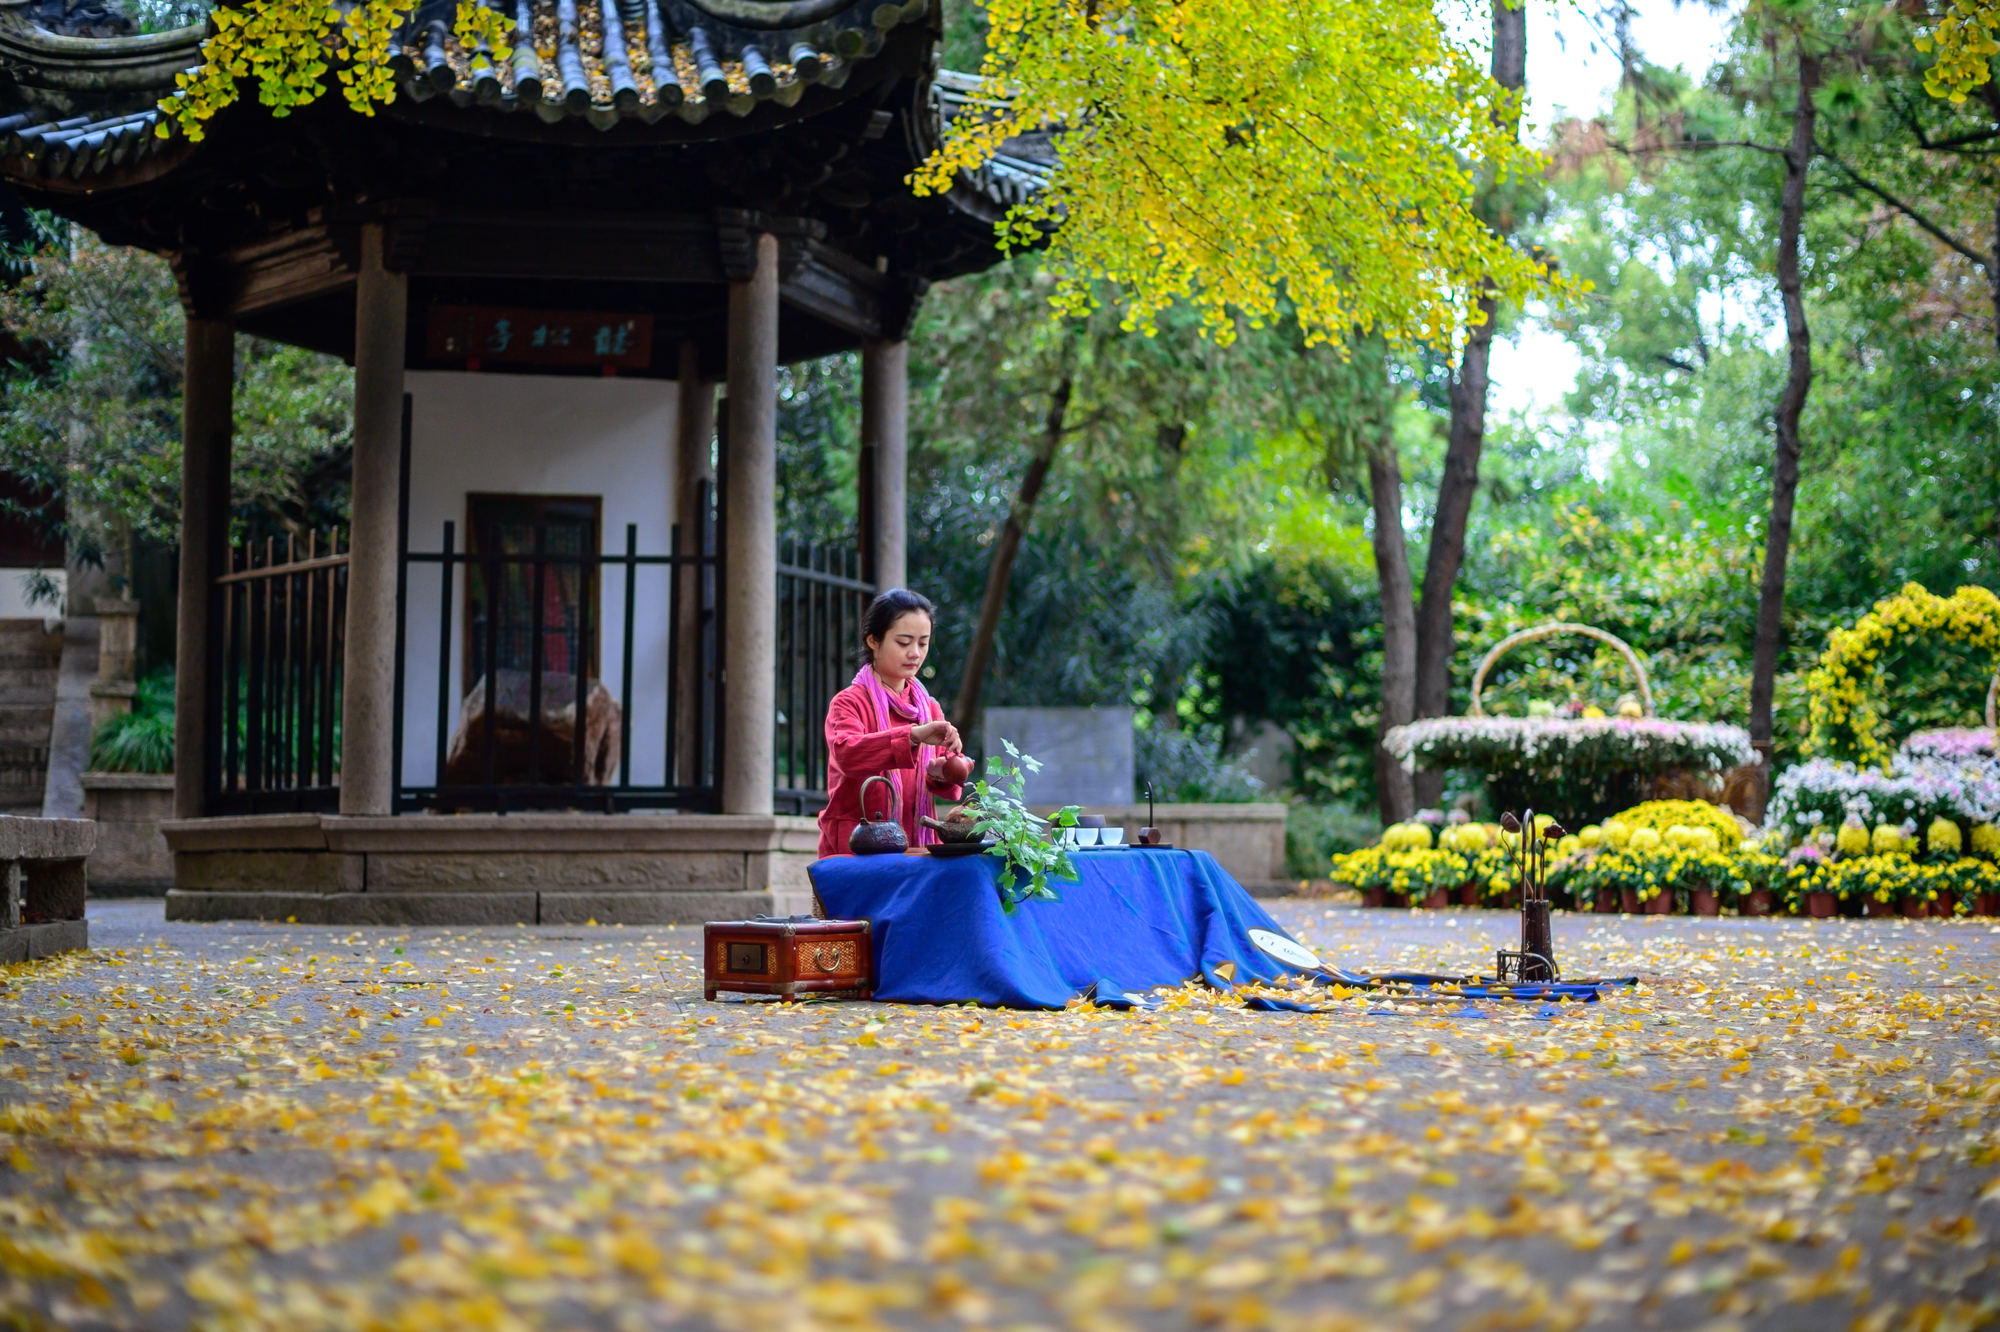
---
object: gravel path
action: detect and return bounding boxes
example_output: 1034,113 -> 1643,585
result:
0,897 -> 1995,1331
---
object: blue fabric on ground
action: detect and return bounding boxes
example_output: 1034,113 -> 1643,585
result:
807,848 -> 1303,1008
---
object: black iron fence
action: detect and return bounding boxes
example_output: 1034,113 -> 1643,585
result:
206,486 -> 871,816
774,537 -> 876,814
211,531 -> 348,815
392,486 -> 721,813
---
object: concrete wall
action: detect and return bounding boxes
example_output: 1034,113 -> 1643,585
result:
1031,802 -> 1291,895
400,371 -> 680,788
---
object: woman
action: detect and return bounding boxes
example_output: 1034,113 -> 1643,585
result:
818,588 -> 966,858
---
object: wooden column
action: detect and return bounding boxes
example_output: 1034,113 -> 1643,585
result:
860,338 -> 908,591
722,233 -> 778,816
339,224 -> 407,816
173,318 -> 233,820
674,340 -> 716,786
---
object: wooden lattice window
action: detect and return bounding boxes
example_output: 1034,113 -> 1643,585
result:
464,494 -> 601,684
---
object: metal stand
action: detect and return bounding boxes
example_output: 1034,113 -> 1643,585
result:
1494,808 -> 1563,984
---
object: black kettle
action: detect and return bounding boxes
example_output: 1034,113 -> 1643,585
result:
849,775 -> 907,855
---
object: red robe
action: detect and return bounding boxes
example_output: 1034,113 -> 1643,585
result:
817,681 -> 964,858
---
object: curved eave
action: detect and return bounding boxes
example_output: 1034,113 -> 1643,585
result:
0,110 -> 191,195
0,0 -> 201,111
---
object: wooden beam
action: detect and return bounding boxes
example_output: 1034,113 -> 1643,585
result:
172,225 -> 358,321
779,237 -> 884,339
406,211 -> 723,283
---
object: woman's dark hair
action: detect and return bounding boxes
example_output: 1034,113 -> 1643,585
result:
858,588 -> 936,666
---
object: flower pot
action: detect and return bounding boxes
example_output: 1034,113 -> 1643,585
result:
1503,889 -> 1523,909
1806,891 -> 1837,919
1900,897 -> 1929,919
1691,888 -> 1720,916
1594,892 -> 1621,914
1864,897 -> 1896,918
1977,892 -> 2000,918
1620,888 -> 1640,914
1643,891 -> 1673,915
1458,883 -> 1483,907
1421,888 -> 1451,910
1742,889 -> 1773,918
1360,887 -> 1387,908
1932,891 -> 1957,918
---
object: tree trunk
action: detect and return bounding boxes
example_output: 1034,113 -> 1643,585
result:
1369,438 -> 1417,825
1411,0 -> 1527,808
952,373 -> 1073,734
1746,41 -> 1821,818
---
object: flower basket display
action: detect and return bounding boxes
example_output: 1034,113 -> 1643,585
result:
1802,583 -> 2000,769
1384,623 -> 1756,826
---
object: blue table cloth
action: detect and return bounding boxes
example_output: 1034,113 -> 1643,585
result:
807,847 -> 1302,1008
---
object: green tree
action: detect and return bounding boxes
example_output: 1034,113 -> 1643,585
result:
0,228 -> 354,567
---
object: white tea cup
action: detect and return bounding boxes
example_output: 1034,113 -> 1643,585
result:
1072,827 -> 1099,847
1099,827 -> 1125,847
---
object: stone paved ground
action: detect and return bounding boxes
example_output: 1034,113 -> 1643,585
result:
2,897 -> 1999,1331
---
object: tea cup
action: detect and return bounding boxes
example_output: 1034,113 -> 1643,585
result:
1099,827 -> 1125,847
1072,826 -> 1099,847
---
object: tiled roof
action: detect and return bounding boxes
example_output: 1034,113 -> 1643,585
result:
392,0 -> 930,128
932,68 -> 1051,211
0,108 -> 170,178
0,0 -> 942,184
0,0 -> 1056,252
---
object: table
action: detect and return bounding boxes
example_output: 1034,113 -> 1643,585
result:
806,847 -> 1305,1008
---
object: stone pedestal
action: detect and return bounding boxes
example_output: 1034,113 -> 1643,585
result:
0,816 -> 94,962
162,812 -> 820,924
88,596 -> 139,730
81,772 -> 173,895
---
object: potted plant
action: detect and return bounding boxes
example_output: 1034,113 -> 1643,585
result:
1786,848 -> 1835,918
968,741 -> 1082,915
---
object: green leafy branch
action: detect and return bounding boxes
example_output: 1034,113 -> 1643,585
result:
970,739 -> 1080,916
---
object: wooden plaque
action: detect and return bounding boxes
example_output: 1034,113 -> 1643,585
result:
426,305 -> 654,368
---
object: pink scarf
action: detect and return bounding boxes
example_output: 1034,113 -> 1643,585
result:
855,665 -> 940,846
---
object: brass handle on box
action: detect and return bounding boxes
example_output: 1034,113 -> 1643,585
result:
812,946 -> 840,973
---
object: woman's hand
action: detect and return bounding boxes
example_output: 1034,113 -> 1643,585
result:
912,719 -> 962,753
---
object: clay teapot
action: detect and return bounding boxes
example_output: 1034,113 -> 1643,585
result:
849,775 -> 907,855
927,752 -> 975,787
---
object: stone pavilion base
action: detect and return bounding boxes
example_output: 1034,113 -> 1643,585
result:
162,814 -> 821,926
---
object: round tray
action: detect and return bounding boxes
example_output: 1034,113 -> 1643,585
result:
927,839 -> 995,858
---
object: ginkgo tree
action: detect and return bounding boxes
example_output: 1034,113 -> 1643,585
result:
1917,0 -> 2000,99
913,0 -> 1564,350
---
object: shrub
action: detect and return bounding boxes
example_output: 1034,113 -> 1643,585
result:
89,668 -> 173,774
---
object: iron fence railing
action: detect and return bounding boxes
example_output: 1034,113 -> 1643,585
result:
774,537 -> 875,814
392,491 -> 721,813
204,396 -> 873,816
211,530 -> 348,815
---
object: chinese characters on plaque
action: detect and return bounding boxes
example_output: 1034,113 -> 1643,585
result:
426,306 -> 654,369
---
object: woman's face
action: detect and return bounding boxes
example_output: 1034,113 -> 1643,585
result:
868,611 -> 931,685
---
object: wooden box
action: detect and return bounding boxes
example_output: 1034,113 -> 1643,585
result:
703,917 -> 873,1001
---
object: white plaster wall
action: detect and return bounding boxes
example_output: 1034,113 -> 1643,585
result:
400,370 -> 679,788
0,567 -> 63,620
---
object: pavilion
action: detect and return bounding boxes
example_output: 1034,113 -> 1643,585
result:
0,0 -> 1046,922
